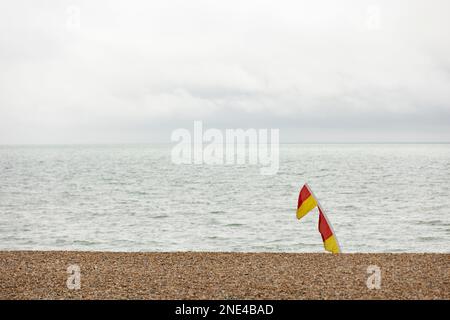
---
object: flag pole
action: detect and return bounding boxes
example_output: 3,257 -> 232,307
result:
305,183 -> 342,253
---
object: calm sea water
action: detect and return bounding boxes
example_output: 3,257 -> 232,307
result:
0,144 -> 449,253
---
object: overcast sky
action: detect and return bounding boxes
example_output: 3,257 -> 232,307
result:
1,0 -> 449,144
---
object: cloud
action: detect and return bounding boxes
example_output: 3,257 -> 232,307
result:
1,0 -> 450,143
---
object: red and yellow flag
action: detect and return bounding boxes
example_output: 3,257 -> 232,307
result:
318,207 -> 340,254
296,184 -> 341,254
296,184 -> 317,219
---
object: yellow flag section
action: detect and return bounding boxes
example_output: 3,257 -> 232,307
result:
296,184 -> 341,254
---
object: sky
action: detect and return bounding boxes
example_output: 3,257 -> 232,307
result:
1,0 -> 450,144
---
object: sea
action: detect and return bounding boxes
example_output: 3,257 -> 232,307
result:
0,144 -> 449,253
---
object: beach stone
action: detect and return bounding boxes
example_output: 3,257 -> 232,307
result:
0,251 -> 448,299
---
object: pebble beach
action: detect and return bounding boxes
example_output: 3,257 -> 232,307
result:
0,251 -> 448,300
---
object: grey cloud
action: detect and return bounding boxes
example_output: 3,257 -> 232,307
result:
1,0 -> 450,143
